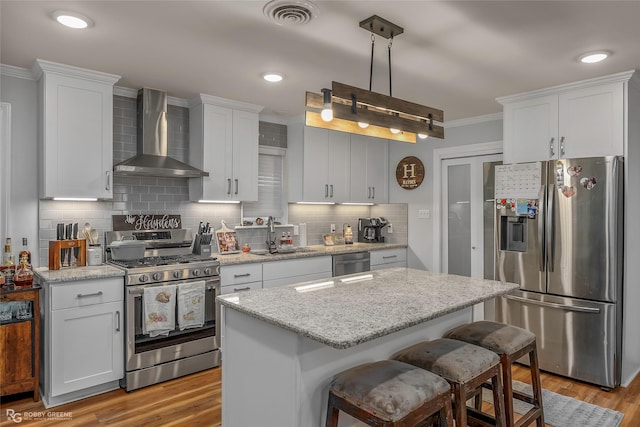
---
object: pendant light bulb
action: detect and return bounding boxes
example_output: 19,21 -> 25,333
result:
418,133 -> 428,139
321,88 -> 333,122
389,128 -> 401,134
358,122 -> 369,129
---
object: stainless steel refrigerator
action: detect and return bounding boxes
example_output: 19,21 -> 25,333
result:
494,156 -> 624,389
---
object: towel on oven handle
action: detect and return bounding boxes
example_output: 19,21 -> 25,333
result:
142,284 -> 177,337
178,281 -> 206,330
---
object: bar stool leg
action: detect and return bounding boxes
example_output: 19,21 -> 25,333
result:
325,392 -> 340,427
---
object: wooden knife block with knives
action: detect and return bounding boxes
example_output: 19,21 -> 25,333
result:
49,222 -> 86,270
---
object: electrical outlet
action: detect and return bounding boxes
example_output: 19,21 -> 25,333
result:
293,225 -> 299,236
387,223 -> 393,233
418,209 -> 430,219
330,223 -> 336,233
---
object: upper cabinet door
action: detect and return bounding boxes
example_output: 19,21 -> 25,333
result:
500,72 -> 631,165
502,94 -> 558,164
350,135 -> 389,203
188,95 -> 262,202
302,126 -> 330,201
327,131 -> 350,203
558,82 -> 624,159
35,60 -> 120,199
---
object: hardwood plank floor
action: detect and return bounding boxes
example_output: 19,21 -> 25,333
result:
1,365 -> 639,426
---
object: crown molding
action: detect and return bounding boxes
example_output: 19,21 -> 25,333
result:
32,59 -> 120,85
0,64 -> 34,80
444,112 -> 503,129
190,93 -> 263,113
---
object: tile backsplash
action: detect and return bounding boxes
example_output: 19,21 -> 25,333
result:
37,95 -> 407,265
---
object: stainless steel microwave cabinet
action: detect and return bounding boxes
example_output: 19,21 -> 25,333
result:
33,59 -> 120,200
497,71 -> 637,164
40,276 -> 124,408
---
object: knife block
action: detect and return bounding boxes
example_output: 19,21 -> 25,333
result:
49,239 -> 87,270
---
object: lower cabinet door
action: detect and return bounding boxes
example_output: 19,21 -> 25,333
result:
50,301 -> 123,396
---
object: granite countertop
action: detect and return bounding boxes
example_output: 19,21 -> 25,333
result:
217,267 -> 519,349
34,265 -> 125,284
217,242 -> 406,266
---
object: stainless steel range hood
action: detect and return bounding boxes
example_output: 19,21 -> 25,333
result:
113,88 -> 208,178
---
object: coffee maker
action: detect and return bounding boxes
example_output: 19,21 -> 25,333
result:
357,217 -> 387,243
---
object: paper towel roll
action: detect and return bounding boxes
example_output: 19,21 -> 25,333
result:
299,223 -> 307,247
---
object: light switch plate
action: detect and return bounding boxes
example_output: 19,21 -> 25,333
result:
418,209 -> 430,219
387,223 -> 393,233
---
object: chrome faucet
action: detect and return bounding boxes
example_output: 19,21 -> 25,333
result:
266,216 -> 277,253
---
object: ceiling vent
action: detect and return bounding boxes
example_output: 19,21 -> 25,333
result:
263,0 -> 319,25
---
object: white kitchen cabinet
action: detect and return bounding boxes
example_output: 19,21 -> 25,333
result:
350,134 -> 389,203
370,248 -> 407,270
220,263 -> 263,294
262,256 -> 332,288
287,125 -> 350,203
33,59 -> 120,199
499,73 -> 630,164
41,276 -> 124,408
189,94 -> 263,202
299,127 -> 350,203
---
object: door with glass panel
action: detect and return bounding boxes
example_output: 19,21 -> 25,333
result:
441,155 -> 502,281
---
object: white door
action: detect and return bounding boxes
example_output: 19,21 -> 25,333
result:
441,154 -> 502,319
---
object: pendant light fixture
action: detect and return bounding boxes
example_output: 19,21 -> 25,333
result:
305,15 -> 444,142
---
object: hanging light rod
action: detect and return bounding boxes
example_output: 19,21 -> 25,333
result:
304,15 -> 444,142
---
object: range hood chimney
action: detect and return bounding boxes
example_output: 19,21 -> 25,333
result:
113,88 -> 209,178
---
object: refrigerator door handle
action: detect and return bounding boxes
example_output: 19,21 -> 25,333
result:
504,294 -> 601,313
547,177 -> 556,272
537,184 -> 546,272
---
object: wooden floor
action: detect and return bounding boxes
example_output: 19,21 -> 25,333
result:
2,365 -> 639,426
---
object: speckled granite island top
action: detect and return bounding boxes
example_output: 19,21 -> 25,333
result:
217,267 -> 518,349
34,265 -> 125,284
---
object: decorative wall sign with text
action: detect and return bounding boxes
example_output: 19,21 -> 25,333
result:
112,214 -> 182,231
396,156 -> 425,190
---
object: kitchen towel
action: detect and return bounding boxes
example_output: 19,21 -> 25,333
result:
143,284 -> 177,337
177,281 -> 206,331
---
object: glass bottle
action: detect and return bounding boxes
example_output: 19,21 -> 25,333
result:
2,238 -> 14,285
14,253 -> 33,287
19,237 -> 31,266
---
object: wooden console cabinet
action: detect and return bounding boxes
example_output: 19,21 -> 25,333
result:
0,284 -> 40,401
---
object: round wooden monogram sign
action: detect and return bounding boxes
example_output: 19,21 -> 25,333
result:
396,156 -> 425,190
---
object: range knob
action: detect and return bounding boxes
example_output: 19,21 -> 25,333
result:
152,273 -> 162,281
173,271 -> 181,279
192,269 -> 201,277
204,268 -> 212,276
139,275 -> 148,283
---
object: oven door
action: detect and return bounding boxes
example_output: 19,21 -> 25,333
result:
125,277 -> 220,371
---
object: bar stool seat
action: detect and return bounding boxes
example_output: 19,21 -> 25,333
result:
447,321 -> 545,427
326,359 -> 454,426
392,338 -> 506,427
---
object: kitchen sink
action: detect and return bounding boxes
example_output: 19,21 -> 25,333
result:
249,247 -> 316,256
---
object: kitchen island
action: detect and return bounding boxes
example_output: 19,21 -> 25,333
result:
217,267 -> 518,427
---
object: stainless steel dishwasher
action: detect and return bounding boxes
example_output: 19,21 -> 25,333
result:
332,252 -> 370,276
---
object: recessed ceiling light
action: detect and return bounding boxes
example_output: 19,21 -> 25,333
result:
52,11 -> 93,29
578,51 -> 610,64
263,73 -> 283,83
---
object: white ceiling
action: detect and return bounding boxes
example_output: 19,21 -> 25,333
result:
2,1 -> 640,122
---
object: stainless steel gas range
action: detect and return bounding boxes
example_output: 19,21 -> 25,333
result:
105,227 -> 221,392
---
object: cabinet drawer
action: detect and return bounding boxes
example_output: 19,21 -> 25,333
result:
263,272 -> 332,289
262,256 -> 332,281
51,278 -> 123,310
221,281 -> 262,295
370,249 -> 407,266
221,264 -> 263,286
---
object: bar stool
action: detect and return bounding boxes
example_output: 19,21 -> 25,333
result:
392,338 -> 506,427
326,359 -> 454,427
446,321 -> 544,427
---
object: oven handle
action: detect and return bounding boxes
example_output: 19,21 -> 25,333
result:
128,283 -> 219,296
